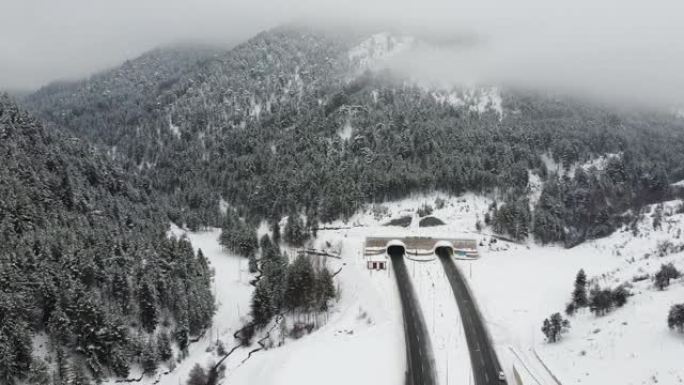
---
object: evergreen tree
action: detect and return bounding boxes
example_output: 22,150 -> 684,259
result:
138,278 -> 159,333
54,347 -> 70,385
156,332 -> 173,362
175,323 -> 190,354
492,197 -> 531,241
197,249 -> 210,274
284,213 -> 309,247
140,338 -> 158,375
284,255 -> 315,311
565,302 -> 576,316
186,363 -> 208,385
611,285 -> 630,307
272,220 -> 281,246
251,280 -> 274,326
219,215 -> 258,258
541,312 -> 570,342
260,234 -> 275,255
589,286 -> 613,316
47,303 -> 72,346
111,270 -> 131,314
652,204 -> 664,230
572,269 -> 588,308
71,363 -> 91,385
109,346 -> 130,378
248,254 -> 258,273
317,267 -> 336,311
26,358 -> 51,385
655,270 -> 670,290
0,294 -> 33,384
654,263 -> 681,290
260,241 -> 287,311
668,304 -> 684,332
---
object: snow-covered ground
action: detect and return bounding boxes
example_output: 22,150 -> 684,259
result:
338,119 -> 353,140
228,193 -> 489,385
410,258 -> 471,385
461,200 -> 684,385
129,193 -> 684,385
229,231 -> 405,385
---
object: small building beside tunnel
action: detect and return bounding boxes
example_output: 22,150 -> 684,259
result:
367,255 -> 387,270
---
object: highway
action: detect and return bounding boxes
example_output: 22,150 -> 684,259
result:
389,248 -> 437,385
437,248 -> 505,385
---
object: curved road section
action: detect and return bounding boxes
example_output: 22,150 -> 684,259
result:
389,249 -> 437,385
437,248 -> 505,385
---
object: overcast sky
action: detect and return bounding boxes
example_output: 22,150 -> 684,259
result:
2,0 -> 684,106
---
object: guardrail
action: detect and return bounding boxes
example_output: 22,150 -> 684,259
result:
532,348 -> 563,385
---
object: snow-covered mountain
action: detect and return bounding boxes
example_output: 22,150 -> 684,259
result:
9,23 -> 684,385
348,32 -> 415,70
431,86 -> 503,116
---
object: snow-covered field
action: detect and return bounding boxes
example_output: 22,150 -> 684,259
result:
462,200 -> 684,385
136,193 -> 684,385
227,193 -> 488,385
229,231 -> 405,385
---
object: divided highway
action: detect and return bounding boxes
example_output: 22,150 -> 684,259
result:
437,248 -> 505,385
389,248 -> 437,385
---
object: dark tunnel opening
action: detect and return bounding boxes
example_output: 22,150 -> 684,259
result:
435,246 -> 454,257
387,245 -> 406,257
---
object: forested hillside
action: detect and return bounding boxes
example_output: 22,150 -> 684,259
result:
26,45 -> 222,145
24,26 -> 684,247
0,96 -> 214,384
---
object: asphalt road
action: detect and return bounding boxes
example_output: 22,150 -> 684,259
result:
437,248 -> 505,385
389,249 -> 437,385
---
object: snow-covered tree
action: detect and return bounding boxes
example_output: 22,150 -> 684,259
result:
156,332 -> 173,362
317,267 -> 336,311
668,304 -> 684,332
140,338 -> 158,375
541,313 -> 570,343
572,269 -> 588,308
186,363 -> 208,385
138,278 -> 159,333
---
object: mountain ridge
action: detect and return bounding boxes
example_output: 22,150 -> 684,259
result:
21,26 -> 684,248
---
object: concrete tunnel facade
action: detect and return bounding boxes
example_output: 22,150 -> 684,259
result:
433,240 -> 454,256
384,239 -> 454,256
386,239 -> 407,256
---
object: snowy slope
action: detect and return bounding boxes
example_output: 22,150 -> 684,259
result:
229,230 -> 405,385
431,87 -> 504,118
228,193 -> 490,385
461,200 -> 684,385
348,32 -> 415,71
132,194 -> 684,385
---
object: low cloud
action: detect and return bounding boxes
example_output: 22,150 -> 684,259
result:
2,0 -> 683,107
